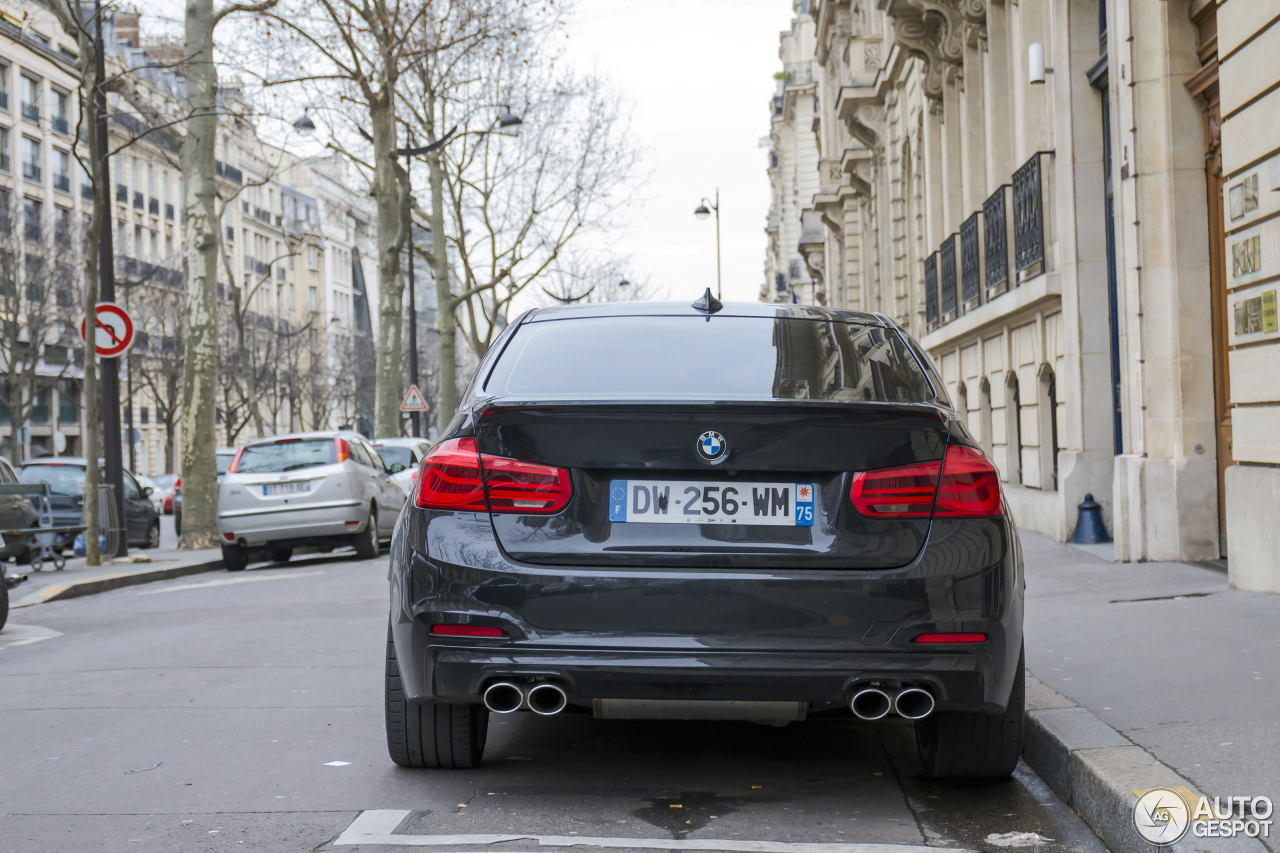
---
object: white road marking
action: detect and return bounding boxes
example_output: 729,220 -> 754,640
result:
332,810 -> 971,853
137,570 -> 324,595
0,623 -> 63,650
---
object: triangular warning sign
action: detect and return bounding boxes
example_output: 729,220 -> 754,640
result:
400,385 -> 429,412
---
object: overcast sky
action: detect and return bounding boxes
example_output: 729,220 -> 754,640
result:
560,0 -> 796,304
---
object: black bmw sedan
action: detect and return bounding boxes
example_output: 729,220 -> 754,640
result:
386,297 -> 1024,778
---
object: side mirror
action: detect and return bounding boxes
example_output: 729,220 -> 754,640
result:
389,463 -> 406,474
143,486 -> 154,497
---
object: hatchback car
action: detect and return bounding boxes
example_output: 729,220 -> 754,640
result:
0,457 -> 39,564
16,458 -> 162,550
217,432 -> 406,571
373,438 -> 433,499
385,299 -> 1024,777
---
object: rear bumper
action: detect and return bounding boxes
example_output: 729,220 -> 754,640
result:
388,515 -> 1025,715
216,500 -> 365,547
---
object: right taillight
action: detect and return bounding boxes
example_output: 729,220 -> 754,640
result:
415,438 -> 572,514
850,445 -> 1002,519
334,438 -> 351,463
934,445 -> 1003,518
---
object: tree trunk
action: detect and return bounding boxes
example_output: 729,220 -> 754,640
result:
371,94 -> 407,437
428,147 -> 457,429
176,0 -> 222,549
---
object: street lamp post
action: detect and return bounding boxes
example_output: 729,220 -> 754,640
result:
694,189 -> 721,301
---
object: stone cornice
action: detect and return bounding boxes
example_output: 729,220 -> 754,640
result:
878,0 -> 987,100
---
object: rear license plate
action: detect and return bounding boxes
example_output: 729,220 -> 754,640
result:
609,481 -> 814,526
263,482 -> 311,496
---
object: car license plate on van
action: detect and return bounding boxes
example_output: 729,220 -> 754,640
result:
263,482 -> 310,496
608,481 -> 815,526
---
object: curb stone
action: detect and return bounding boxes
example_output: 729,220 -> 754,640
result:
1022,671 -> 1268,853
12,558 -> 224,607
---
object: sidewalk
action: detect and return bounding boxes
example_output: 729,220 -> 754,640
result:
1020,531 -> 1279,851
8,540 -> 223,608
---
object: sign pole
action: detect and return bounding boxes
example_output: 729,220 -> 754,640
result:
94,17 -> 127,560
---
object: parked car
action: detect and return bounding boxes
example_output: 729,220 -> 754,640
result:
372,438 -> 433,499
137,475 -> 166,514
385,300 -> 1024,776
152,474 -> 178,514
16,458 -> 162,550
216,432 -> 406,571
216,448 -> 237,478
0,457 -> 39,564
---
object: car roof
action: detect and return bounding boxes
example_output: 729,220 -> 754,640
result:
18,457 -> 141,475
239,431 -> 362,449
523,300 -> 886,325
372,438 -> 429,447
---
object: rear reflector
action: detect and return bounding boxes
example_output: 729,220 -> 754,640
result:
914,632 -> 988,644
849,445 -> 1003,519
222,532 -> 235,542
430,624 -> 504,638
416,438 -> 572,514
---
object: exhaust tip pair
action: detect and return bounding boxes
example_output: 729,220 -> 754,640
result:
850,686 -> 935,721
482,681 -> 568,716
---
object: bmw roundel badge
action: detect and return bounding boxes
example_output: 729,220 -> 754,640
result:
696,430 -> 728,464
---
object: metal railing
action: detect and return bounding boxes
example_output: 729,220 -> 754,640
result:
960,212 -> 982,309
51,115 -> 68,136
81,183 -> 93,200
1013,153 -> 1046,278
21,102 -> 38,122
924,252 -> 939,328
939,236 -> 958,321
23,162 -> 40,182
53,173 -> 69,193
983,185 -> 1011,298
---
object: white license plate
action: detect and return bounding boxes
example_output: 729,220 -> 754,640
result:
609,481 -> 815,526
263,482 -> 311,496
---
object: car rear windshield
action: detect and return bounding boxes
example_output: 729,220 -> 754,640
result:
235,440 -> 336,474
17,464 -> 85,496
216,454 -> 234,476
375,446 -> 415,468
483,316 -> 935,403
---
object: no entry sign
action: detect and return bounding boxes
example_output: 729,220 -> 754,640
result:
80,302 -> 136,358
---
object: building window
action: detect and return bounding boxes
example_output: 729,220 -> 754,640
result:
1005,372 -> 1022,485
308,285 -> 317,311
0,125 -> 9,172
788,260 -> 802,281
134,224 -> 143,257
22,135 -> 40,183
0,62 -> 9,112
140,406 -> 149,425
55,206 -> 71,247
20,74 -> 40,123
24,196 -> 42,243
53,147 -> 70,193
307,244 -> 319,270
51,88 -> 69,136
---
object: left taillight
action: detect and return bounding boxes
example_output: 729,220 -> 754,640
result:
415,437 -> 572,514
850,445 -> 1002,519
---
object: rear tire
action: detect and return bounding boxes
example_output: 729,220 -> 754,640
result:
221,544 -> 248,572
0,581 -> 9,633
174,511 -> 182,536
144,521 -> 161,550
355,509 -> 379,560
270,547 -> 293,563
916,647 -> 1024,779
385,623 -> 487,768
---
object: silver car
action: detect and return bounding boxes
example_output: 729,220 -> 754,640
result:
216,431 -> 407,571
372,438 -> 433,500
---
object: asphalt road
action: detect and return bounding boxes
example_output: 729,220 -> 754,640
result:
0,550 -> 1108,853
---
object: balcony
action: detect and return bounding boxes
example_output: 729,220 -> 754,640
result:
53,173 -> 70,193
23,162 -> 40,182
214,160 -> 243,184
924,252 -> 939,329
52,115 -> 68,136
21,102 -> 39,123
983,185 -> 1012,299
1013,152 -> 1050,282
253,206 -> 271,223
82,183 -> 93,200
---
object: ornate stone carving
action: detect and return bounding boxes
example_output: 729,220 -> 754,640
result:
849,103 -> 887,150
864,41 -> 882,72
959,0 -> 987,25
891,10 -> 949,100
910,0 -> 965,65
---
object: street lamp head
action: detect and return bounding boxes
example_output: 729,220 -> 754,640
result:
293,112 -> 316,133
498,110 -> 523,136
618,278 -> 630,287
694,203 -> 711,220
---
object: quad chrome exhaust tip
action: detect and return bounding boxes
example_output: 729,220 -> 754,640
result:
482,682 -> 524,714
526,683 -> 568,716
850,687 -> 892,721
893,687 -> 936,720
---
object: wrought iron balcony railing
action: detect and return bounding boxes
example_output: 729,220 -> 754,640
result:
23,162 -> 40,182
983,185 -> 1013,299
21,102 -> 39,122
939,234 -> 958,322
51,116 -> 68,136
924,252 -> 939,329
1013,152 -> 1049,281
960,212 -> 983,310
53,173 -> 70,193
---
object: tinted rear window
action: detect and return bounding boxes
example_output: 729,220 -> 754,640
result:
216,453 -> 234,475
375,446 -> 415,468
484,317 -> 934,403
18,464 -> 85,496
235,440 -> 336,474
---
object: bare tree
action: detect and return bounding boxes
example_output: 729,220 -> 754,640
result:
401,14 -> 641,418
0,197 -> 80,464
105,0 -> 281,548
538,253 -> 658,306
128,279 -> 185,473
